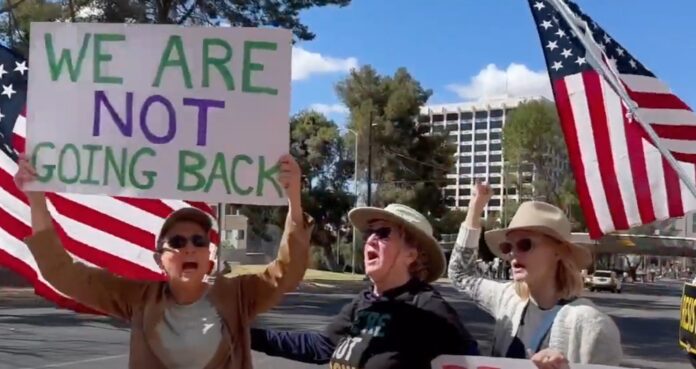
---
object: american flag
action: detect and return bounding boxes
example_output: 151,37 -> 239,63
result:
528,0 -> 696,239
0,44 -> 219,314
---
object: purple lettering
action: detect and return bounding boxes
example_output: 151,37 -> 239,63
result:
183,98 -> 225,146
140,95 -> 176,144
93,90 -> 133,137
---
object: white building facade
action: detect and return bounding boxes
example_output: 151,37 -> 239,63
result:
419,96 -> 559,221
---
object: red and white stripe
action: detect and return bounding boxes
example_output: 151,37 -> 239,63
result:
555,71 -> 696,239
0,112 -> 219,314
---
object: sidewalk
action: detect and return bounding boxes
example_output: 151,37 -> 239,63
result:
0,287 -> 53,308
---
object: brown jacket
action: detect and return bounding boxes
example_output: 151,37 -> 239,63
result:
24,212 -> 314,369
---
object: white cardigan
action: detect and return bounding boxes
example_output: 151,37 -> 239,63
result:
447,224 -> 623,365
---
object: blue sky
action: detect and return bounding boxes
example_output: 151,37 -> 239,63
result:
288,0 -> 696,128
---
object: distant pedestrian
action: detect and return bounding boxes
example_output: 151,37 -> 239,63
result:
448,182 -> 622,367
251,204 -> 480,368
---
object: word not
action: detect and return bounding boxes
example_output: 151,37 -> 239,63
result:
93,90 -> 224,146
44,32 -> 279,95
30,142 -> 284,198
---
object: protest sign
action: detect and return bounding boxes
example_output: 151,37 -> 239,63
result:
431,355 -> 632,369
24,22 -> 292,205
680,282 -> 696,354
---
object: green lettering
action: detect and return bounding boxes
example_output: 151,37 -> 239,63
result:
44,32 -> 91,82
153,35 -> 193,89
203,38 -> 234,90
256,156 -> 282,197
80,144 -> 102,185
204,153 -> 232,194
242,41 -> 278,95
93,33 -> 125,84
31,142 -> 56,182
129,147 -> 156,190
178,150 -> 206,191
231,155 -> 253,195
58,143 -> 80,184
104,146 -> 127,187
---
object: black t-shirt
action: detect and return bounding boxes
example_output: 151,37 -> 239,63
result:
323,278 -> 479,369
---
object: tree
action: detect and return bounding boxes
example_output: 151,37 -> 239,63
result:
238,111 -> 353,271
1,0 -> 351,54
503,100 -> 568,204
336,66 -> 455,221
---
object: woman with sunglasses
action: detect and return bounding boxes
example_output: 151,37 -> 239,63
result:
14,152 -> 313,369
251,203 -> 480,368
448,183 -> 622,368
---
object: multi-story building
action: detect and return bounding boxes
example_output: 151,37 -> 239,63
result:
419,95 -> 563,221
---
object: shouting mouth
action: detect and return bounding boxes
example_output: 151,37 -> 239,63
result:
181,262 -> 199,271
366,249 -> 379,262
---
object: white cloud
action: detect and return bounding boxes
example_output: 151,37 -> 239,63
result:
309,103 -> 349,115
292,47 -> 358,81
447,63 -> 553,101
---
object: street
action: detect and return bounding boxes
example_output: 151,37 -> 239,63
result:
0,280 -> 688,369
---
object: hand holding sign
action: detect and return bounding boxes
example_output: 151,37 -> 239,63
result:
529,349 -> 570,369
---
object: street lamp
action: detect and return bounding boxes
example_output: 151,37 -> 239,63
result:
347,129 -> 359,274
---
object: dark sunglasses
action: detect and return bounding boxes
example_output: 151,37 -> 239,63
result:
163,234 -> 209,249
499,238 -> 534,255
363,227 -> 392,242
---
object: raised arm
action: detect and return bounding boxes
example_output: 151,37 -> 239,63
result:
16,154 -> 147,321
239,155 -> 314,319
447,182 -> 511,316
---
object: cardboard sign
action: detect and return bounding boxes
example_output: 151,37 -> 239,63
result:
432,355 -> 630,369
25,22 -> 292,205
680,282 -> 696,354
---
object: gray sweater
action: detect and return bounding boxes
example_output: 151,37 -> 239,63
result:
448,224 -> 623,365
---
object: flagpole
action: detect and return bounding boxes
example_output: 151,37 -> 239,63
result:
548,0 -> 696,201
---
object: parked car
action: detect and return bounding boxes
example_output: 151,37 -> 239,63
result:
589,270 -> 622,293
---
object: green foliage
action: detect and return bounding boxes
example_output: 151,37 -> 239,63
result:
0,0 -> 351,54
336,66 -> 455,218
503,100 -> 567,202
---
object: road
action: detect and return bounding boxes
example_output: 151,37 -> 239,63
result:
0,280 -> 688,369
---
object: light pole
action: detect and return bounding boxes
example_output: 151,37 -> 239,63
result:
347,129 -> 359,274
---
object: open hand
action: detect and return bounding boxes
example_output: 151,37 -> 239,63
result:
277,154 -> 301,202
530,348 -> 570,369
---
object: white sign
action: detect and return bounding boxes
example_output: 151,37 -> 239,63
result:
431,356 -> 632,369
25,22 -> 292,205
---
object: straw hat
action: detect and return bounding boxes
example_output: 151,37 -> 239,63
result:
348,204 -> 445,283
484,201 -> 592,268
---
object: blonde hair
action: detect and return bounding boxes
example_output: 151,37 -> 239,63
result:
514,241 -> 585,301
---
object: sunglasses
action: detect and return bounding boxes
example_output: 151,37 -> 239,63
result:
363,227 -> 392,242
162,234 -> 209,250
499,238 -> 534,255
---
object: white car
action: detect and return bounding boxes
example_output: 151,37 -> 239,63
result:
589,270 -> 622,293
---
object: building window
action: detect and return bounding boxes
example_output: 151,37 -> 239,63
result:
475,133 -> 487,141
490,143 -> 502,151
475,111 -> 488,119
474,144 -> 487,152
446,113 -> 458,121
418,115 -> 431,123
473,155 -> 487,164
433,114 -> 444,122
489,176 -> 501,184
490,165 -> 502,173
445,189 -> 456,198
460,123 -> 472,131
475,122 -> 488,130
490,120 -> 503,129
462,134 -> 473,141
461,177 -> 472,185
490,154 -> 502,162
490,109 -> 504,118
692,215 -> 696,233
461,112 -> 473,120
490,132 -> 501,140
462,166 -> 472,173
474,166 -> 487,174
460,155 -> 471,163
489,198 -> 501,207
447,135 -> 459,144
461,144 -> 472,152
460,188 -> 471,196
